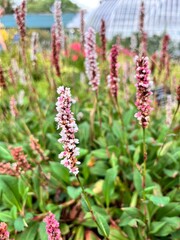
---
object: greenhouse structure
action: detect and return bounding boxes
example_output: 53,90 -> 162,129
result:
85,0 -> 180,41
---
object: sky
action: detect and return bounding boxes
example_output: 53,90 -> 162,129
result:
14,0 -> 100,10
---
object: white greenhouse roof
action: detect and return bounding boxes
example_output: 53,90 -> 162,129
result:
85,0 -> 180,41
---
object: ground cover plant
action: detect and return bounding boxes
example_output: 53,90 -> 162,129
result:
0,0 -> 180,239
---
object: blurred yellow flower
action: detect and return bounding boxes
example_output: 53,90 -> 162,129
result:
0,23 -> 8,41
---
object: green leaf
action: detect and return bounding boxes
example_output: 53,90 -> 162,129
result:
172,229 -> 180,240
94,212 -> 110,237
38,222 -> 48,240
146,195 -> 170,207
14,217 -> 25,232
120,212 -> 145,228
91,206 -> 108,219
16,223 -> 38,240
18,177 -> 26,196
74,226 -> 84,240
18,177 -> 29,202
78,122 -> 90,145
164,217 -> 180,228
150,221 -> 167,235
46,204 -> 59,212
50,162 -> 70,185
158,141 -> 173,156
163,169 -> 179,178
144,186 -> 155,193
120,207 -> 145,228
123,226 -> 136,240
60,223 -> 70,235
32,168 -> 46,211
103,167 -> 118,207
130,192 -> 138,207
128,219 -> 145,228
133,146 -> 140,164
83,213 -> 96,227
112,120 -> 123,139
133,168 -> 142,194
67,186 -> 82,200
155,203 -> 180,219
110,153 -> 118,168
121,207 -> 143,219
91,149 -> 108,159
0,175 -> 21,210
81,195 -> 90,212
109,227 -> 129,240
0,211 -> 13,222
78,148 -> 88,159
46,133 -> 61,150
0,145 -> 12,160
95,137 -> 107,148
32,167 -> 40,198
11,206 -> 18,219
150,217 -> 180,237
123,109 -> 134,126
90,161 -> 108,176
25,212 -> 33,221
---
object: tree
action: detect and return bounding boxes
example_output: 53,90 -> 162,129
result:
0,0 -> 79,14
27,0 -> 79,13
0,0 -> 13,13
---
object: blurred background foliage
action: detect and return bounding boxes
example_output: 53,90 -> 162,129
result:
0,0 -> 79,13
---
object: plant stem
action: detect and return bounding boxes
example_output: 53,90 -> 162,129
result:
76,175 -> 109,240
142,128 -> 149,238
142,128 -> 147,196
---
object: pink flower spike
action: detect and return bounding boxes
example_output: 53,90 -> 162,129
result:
177,85 -> 180,103
134,55 -> 153,128
80,10 -> 85,51
54,0 -> 64,51
0,65 -> 6,88
55,86 -> 80,176
10,96 -> 19,118
43,212 -> 62,240
0,222 -> 10,240
51,24 -> 61,77
107,44 -> 119,101
85,27 -> 100,92
100,19 -> 106,61
31,32 -> 39,64
14,0 -> 26,43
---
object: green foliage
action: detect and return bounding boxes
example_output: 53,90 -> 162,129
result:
1,0 -> 79,13
0,176 -> 22,211
103,167 -> 118,207
28,0 -> 79,13
0,145 -> 12,160
94,212 -> 110,238
16,223 -> 39,240
150,217 -> 180,237
67,186 -> 82,199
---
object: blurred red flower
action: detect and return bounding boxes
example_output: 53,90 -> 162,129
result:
70,42 -> 81,52
72,55 -> 79,61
